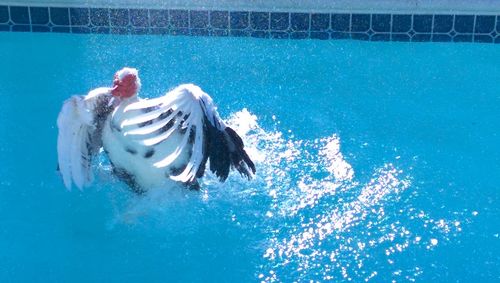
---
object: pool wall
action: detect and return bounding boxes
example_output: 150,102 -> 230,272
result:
1,0 -> 499,43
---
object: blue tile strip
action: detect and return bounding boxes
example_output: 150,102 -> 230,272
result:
0,5 -> 499,44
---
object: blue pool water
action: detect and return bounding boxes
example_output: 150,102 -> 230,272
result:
0,32 -> 499,282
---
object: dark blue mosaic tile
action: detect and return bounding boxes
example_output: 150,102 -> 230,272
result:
150,27 -> 169,35
270,31 -> 289,39
331,14 -> 350,32
12,24 -> 30,32
211,29 -> 229,36
149,9 -> 167,27
71,26 -> 90,33
92,27 -> 110,34
331,32 -> 350,39
433,15 -> 453,33
230,29 -> 250,37
290,31 -> 308,39
291,13 -> 309,31
0,6 -> 8,24
392,14 -> 411,33
310,31 -> 329,40
171,27 -> 189,35
372,14 -> 390,32
190,28 -> 209,36
110,9 -> 129,27
391,33 -> 411,41
454,34 -> 473,42
190,11 -> 208,28
70,8 -> 89,26
90,8 -> 109,27
270,13 -> 289,31
351,32 -> 369,40
170,10 -> 188,28
454,15 -> 474,33
131,27 -> 149,35
10,6 -> 29,24
230,11 -> 248,29
251,12 -> 269,30
311,14 -> 329,31
32,25 -> 50,32
50,8 -> 69,25
130,9 -> 148,27
475,16 -> 495,33
251,30 -> 269,38
1,4 -> 498,44
474,34 -> 493,43
351,14 -> 370,32
111,27 -> 129,34
30,7 -> 49,25
413,15 -> 432,32
432,34 -> 452,42
371,33 -> 391,41
495,36 -> 500,43
412,33 -> 432,42
210,11 -> 228,29
52,26 -> 70,33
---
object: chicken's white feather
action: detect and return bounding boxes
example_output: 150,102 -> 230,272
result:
56,89 -> 111,190
123,106 -> 183,136
119,99 -> 178,127
153,125 -> 192,168
170,122 -> 204,182
139,119 -> 181,146
57,99 -> 76,189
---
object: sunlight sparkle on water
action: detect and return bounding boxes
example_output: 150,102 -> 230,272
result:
223,110 -> 464,282
101,109 -> 464,282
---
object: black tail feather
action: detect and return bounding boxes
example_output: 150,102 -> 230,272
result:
225,127 -> 256,179
205,119 -> 231,181
203,118 -> 255,182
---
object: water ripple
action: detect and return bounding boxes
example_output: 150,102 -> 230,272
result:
106,109 -> 464,282
225,110 -> 463,282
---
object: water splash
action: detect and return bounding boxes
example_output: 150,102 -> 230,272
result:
105,109 -> 463,282
223,109 -> 462,282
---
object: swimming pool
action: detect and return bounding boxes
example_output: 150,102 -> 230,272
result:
1,7 -> 499,283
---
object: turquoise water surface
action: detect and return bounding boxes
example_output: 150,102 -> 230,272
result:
0,32 -> 499,282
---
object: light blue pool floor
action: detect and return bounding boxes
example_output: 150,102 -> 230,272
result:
0,33 -> 498,282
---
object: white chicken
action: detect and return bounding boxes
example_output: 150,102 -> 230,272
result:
57,67 -> 255,193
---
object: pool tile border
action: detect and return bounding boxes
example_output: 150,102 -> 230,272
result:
0,5 -> 499,43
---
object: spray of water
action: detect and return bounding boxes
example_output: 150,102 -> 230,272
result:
226,109 -> 463,282
105,109 -> 463,282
